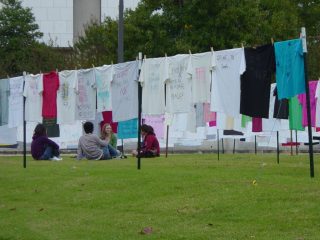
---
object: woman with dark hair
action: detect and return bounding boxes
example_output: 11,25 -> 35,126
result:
132,124 -> 160,158
31,123 -> 62,160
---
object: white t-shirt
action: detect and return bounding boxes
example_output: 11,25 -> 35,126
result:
139,57 -> 168,115
166,54 -> 192,113
190,51 -> 216,103
57,70 -> 78,124
8,76 -> 24,128
75,69 -> 97,121
23,74 -> 43,123
111,61 -> 139,122
210,48 -> 246,117
95,65 -> 113,112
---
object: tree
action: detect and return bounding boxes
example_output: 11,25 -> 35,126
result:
0,0 -> 72,77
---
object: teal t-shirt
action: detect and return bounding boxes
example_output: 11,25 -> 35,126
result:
275,39 -> 305,100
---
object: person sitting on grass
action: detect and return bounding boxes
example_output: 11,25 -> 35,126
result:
132,124 -> 160,158
31,123 -> 62,161
100,123 -> 118,149
77,121 -> 121,160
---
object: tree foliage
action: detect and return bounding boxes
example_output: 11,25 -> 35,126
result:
0,0 -> 70,77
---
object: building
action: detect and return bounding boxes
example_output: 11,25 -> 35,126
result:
19,0 -> 140,47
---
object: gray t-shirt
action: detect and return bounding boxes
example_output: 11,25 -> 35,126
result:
77,133 -> 108,160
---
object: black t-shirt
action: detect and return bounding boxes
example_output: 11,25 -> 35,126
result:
240,44 -> 275,118
273,87 -> 289,119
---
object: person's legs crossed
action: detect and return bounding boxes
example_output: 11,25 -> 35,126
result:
108,144 -> 120,157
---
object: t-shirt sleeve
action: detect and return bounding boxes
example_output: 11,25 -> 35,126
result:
138,59 -> 145,86
316,81 -> 320,99
211,51 -> 217,69
186,54 -> 193,76
38,74 -> 43,94
23,78 -> 28,97
239,48 -> 246,75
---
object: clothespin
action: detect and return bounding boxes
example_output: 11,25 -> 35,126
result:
7,74 -> 10,79
144,55 -> 147,59
92,64 -> 95,68
241,42 -> 244,48
56,68 -> 58,73
271,38 -> 274,45
111,60 -> 113,65
210,47 -> 214,52
165,53 -> 167,57
189,49 -> 192,55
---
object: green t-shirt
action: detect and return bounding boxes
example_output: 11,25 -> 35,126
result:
241,115 -> 252,128
109,134 -> 117,149
0,79 -> 9,126
289,96 -> 304,131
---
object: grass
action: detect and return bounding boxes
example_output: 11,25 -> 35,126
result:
0,153 -> 320,240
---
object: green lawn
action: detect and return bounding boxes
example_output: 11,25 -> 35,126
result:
0,153 -> 319,240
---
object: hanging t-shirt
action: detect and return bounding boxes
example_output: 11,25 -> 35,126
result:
57,70 -> 78,124
252,118 -> 262,132
189,51 -> 216,103
297,80 -> 318,127
101,111 -> 118,133
195,103 -> 205,127
315,81 -> 320,127
262,83 -> 288,132
139,57 -> 168,115
42,71 -> 59,118
166,54 -> 192,113
241,115 -> 252,128
95,65 -> 113,112
117,118 -> 138,139
273,87 -> 289,119
289,96 -> 304,131
8,76 -> 24,128
203,103 -> 216,123
76,69 -> 96,121
274,39 -> 305,99
0,79 -> 9,126
211,48 -> 246,117
111,61 -> 139,122
23,74 -> 43,123
142,114 -> 165,139
240,44 -> 275,118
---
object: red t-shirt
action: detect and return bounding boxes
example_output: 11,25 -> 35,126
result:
42,71 -> 59,118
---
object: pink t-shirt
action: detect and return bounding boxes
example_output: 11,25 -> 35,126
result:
252,117 -> 262,132
42,71 -> 59,118
298,81 -> 318,127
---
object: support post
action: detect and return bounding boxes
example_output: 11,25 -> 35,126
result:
277,131 -> 280,164
295,130 -> 298,155
254,135 -> 257,154
217,129 -> 219,160
165,125 -> 169,158
23,72 -> 27,168
301,27 -> 314,178
137,52 -> 142,170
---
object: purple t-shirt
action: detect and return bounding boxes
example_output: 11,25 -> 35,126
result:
298,81 -> 318,127
252,117 -> 262,132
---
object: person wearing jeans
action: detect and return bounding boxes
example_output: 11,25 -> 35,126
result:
77,121 -> 121,160
31,124 -> 62,161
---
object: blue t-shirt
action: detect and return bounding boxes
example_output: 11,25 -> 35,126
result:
275,39 -> 305,100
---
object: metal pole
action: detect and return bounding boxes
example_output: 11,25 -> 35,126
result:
137,52 -> 142,169
118,0 -> 124,63
23,72 -> 26,168
118,0 -> 124,155
217,129 -> 219,160
165,125 -> 169,158
222,138 -> 224,154
254,135 -> 257,154
277,131 -> 279,164
301,27 -> 314,177
290,130 -> 293,156
295,130 -> 298,155
233,139 -> 235,154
